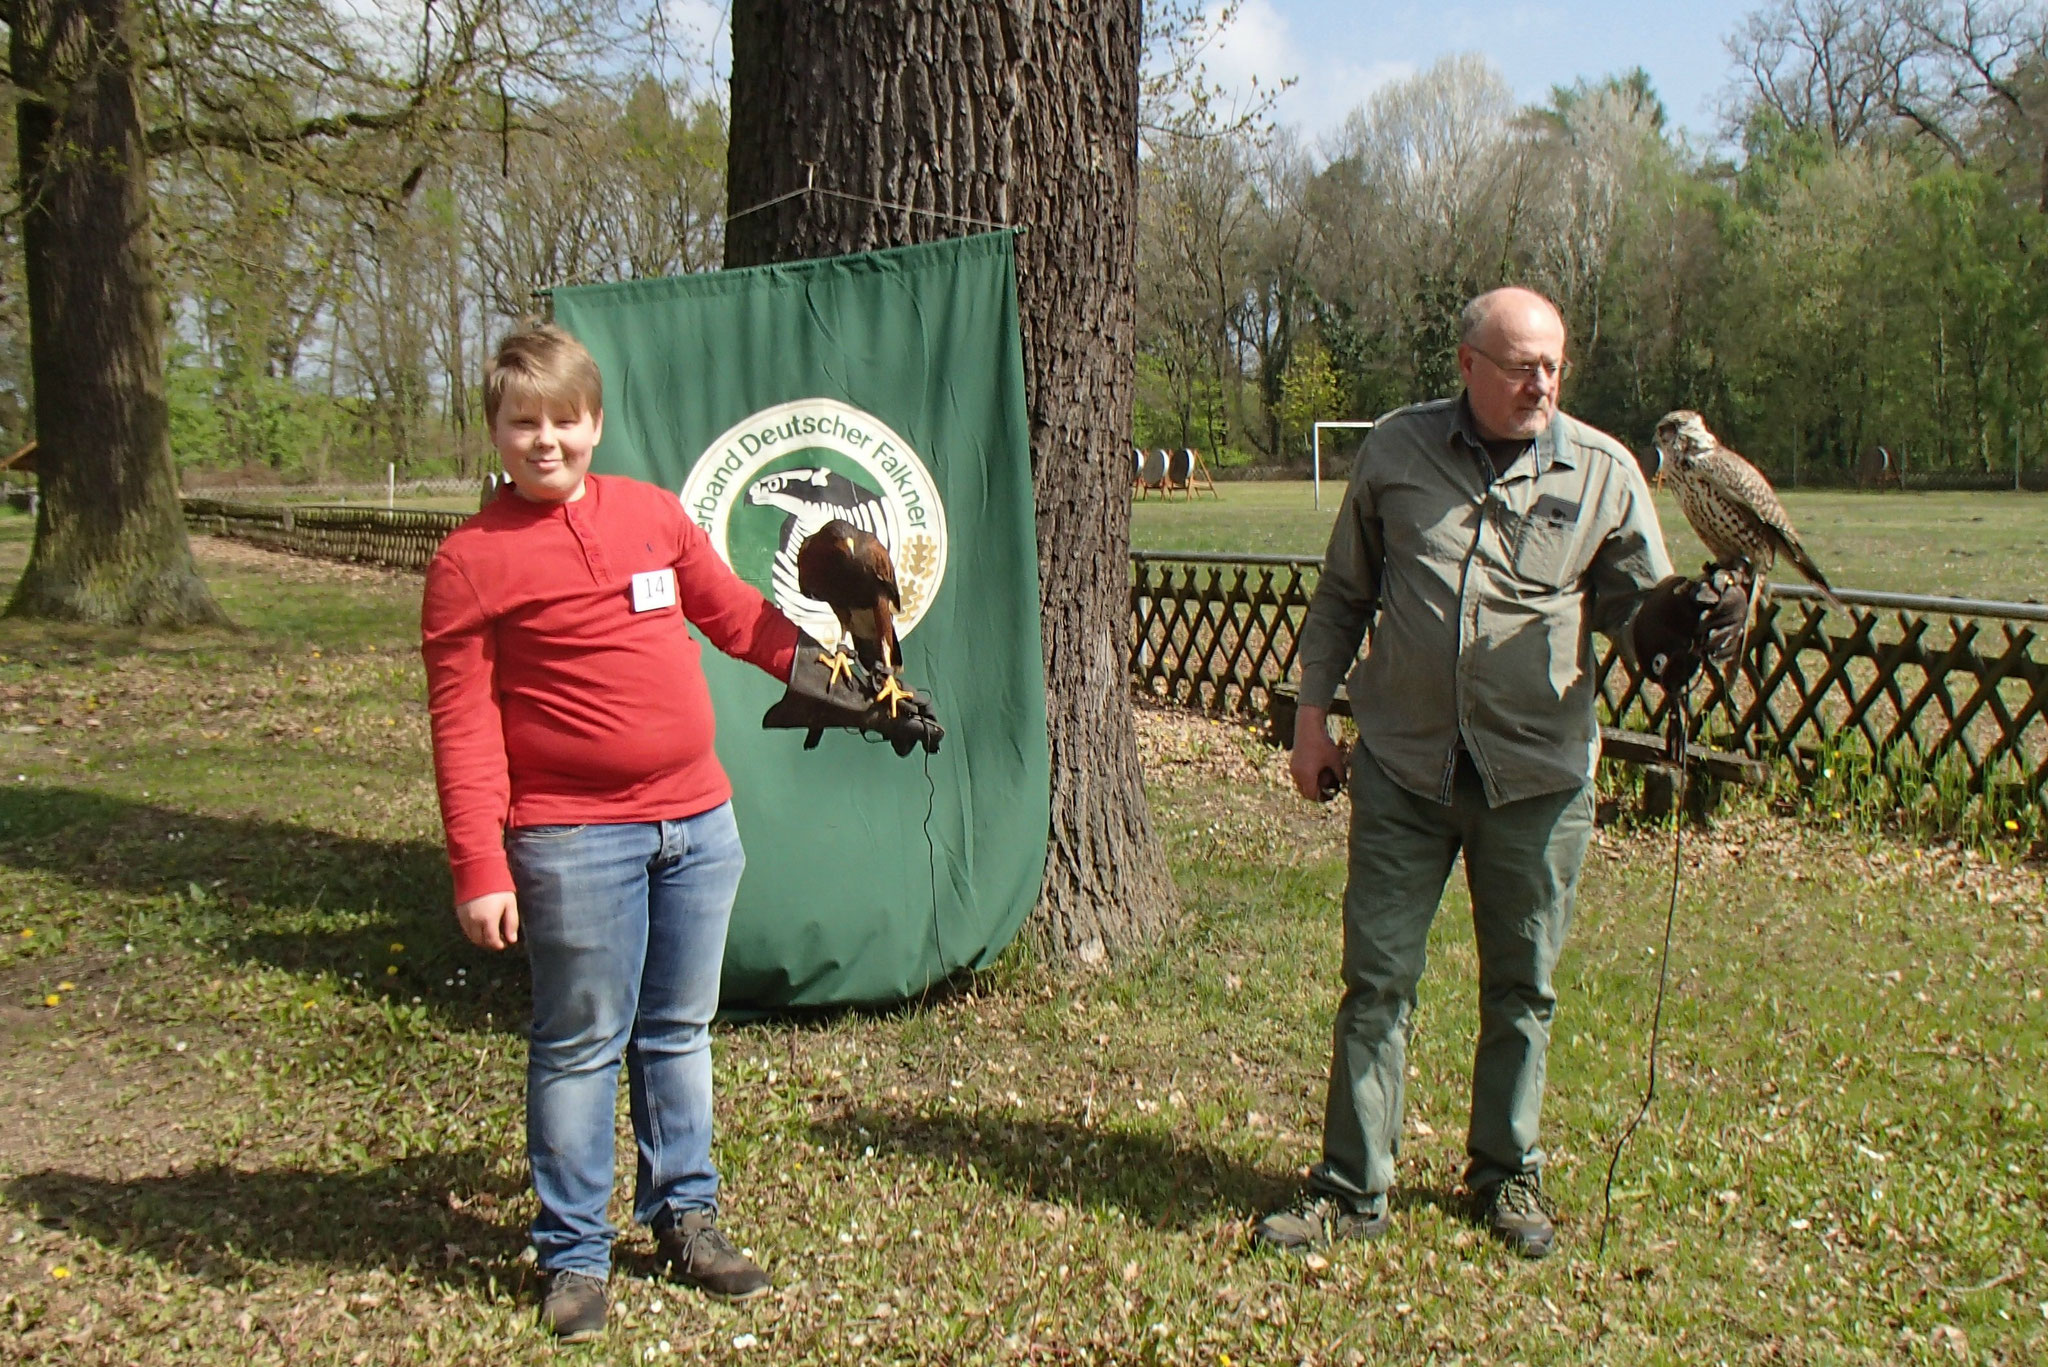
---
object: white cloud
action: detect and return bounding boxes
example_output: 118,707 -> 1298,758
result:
1199,0 -> 1411,139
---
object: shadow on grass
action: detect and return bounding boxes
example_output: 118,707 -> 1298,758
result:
1387,1186 -> 1468,1221
6,1151 -> 531,1290
0,784 -> 1007,1031
810,1104 -> 1297,1230
0,784 -> 525,1029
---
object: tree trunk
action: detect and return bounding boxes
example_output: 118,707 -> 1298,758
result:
727,0 -> 1174,963
6,0 -> 228,626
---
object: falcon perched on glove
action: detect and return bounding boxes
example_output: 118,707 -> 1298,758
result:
794,518 -> 917,717
1648,410 -> 1843,689
1651,410 -> 1842,607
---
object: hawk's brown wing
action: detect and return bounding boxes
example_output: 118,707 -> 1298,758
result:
846,529 -> 901,607
796,519 -> 901,672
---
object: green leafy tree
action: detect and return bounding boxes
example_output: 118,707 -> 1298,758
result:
1277,335 -> 1340,458
0,0 -> 669,624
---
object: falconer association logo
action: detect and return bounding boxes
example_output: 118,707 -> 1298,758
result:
679,398 -> 950,649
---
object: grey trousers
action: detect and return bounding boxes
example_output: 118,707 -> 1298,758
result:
1309,745 -> 1594,1208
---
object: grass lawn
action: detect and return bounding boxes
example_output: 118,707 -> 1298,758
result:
0,517 -> 2044,1363
1133,484 -> 2048,604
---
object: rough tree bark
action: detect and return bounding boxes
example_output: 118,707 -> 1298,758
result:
726,0 -> 1175,963
5,0 -> 231,626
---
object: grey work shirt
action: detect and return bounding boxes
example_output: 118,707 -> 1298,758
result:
1297,397 -> 1674,807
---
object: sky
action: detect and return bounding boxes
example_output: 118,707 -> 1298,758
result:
666,0 -> 1750,150
1197,0 -> 1750,146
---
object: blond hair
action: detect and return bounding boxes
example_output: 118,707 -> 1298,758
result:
483,324 -> 603,427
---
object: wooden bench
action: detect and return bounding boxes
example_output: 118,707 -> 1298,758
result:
1262,684 -> 1766,818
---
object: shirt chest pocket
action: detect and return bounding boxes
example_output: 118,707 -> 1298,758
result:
1506,496 -> 1587,588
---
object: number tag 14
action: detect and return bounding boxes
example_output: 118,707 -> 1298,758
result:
631,568 -> 677,613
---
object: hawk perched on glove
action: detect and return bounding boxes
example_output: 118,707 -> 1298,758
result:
1651,410 -> 1843,607
794,518 -> 916,715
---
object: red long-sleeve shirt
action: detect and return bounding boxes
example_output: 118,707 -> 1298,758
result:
421,475 -> 800,902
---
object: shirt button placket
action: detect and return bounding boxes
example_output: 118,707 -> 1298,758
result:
568,501 -> 609,583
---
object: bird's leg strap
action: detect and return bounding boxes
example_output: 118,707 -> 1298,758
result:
1664,694 -> 1687,765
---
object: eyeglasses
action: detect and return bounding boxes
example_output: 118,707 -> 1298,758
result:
1468,346 -> 1572,386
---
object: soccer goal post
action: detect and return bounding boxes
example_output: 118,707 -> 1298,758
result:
1312,421 -> 1375,510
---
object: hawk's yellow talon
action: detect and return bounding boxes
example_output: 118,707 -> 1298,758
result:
874,674 -> 915,719
818,649 -> 856,689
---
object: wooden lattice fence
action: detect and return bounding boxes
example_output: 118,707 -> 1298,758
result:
184,499 -> 466,572
1129,553 -> 1319,720
183,477 -> 480,503
1132,551 -> 2048,820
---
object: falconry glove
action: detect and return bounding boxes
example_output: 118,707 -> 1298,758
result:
1696,565 -> 1751,665
1631,570 -> 1748,689
763,632 -> 944,756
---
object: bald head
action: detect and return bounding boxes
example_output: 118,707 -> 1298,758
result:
1458,287 -> 1564,350
1457,287 -> 1569,442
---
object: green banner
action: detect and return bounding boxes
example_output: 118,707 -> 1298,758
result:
551,232 -> 1048,1010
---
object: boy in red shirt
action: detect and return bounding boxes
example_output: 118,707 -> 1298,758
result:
422,326 -> 936,1340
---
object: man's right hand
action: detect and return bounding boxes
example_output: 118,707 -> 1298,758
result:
456,892 -> 520,950
1289,705 -> 1349,802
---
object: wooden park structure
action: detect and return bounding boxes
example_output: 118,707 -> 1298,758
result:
183,498 -> 466,570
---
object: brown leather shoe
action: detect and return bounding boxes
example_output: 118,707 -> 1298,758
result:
1251,1193 -> 1391,1252
656,1210 -> 770,1300
538,1269 -> 607,1341
1476,1173 -> 1556,1259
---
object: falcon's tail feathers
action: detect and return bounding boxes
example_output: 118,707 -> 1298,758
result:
1780,540 -> 1846,611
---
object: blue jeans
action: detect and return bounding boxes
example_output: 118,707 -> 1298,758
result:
508,805 -> 745,1277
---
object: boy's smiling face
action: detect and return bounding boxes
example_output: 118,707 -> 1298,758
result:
493,390 -> 602,503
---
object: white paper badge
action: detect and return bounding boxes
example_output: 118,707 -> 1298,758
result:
631,568 -> 678,613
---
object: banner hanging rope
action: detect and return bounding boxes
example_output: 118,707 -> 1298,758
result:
723,164 -> 1022,234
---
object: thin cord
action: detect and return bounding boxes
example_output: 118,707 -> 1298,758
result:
720,182 -> 816,226
857,723 -> 946,1004
918,745 -> 945,1005
1598,672 -> 1694,1261
725,176 -> 1021,234
530,173 -> 1024,302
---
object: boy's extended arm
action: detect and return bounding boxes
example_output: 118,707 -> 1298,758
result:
672,516 -> 801,678
420,554 -> 518,903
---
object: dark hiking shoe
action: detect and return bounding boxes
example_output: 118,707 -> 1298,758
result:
656,1210 -> 771,1300
1477,1173 -> 1556,1259
539,1270 -> 607,1341
1251,1194 -> 1390,1252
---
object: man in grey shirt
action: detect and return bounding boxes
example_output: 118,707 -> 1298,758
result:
1254,287 -> 1743,1259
